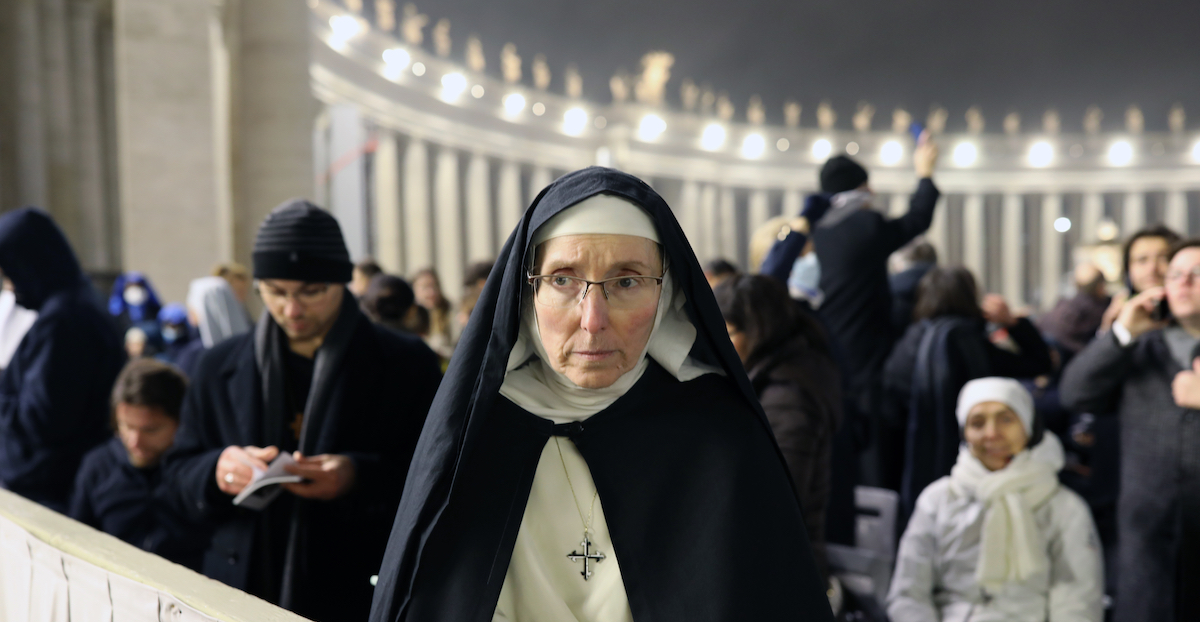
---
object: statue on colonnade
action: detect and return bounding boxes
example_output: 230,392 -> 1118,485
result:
1004,112 -> 1021,135
853,102 -> 875,131
892,108 -> 912,133
401,4 -> 428,46
926,105 -> 948,134
565,65 -> 583,98
1170,104 -> 1186,133
533,55 -> 551,90
699,86 -> 715,115
747,96 -> 765,124
609,72 -> 629,103
466,36 -> 485,72
817,100 -> 836,129
716,93 -> 735,121
634,52 -> 674,107
1125,105 -> 1144,133
501,44 -> 521,84
680,79 -> 699,112
784,101 -> 801,128
375,0 -> 396,32
965,106 -> 984,133
1083,105 -> 1103,134
433,19 -> 451,57
1043,109 -> 1060,134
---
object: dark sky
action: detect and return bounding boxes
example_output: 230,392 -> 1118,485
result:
402,0 -> 1200,132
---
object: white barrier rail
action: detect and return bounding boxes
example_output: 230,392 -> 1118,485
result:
0,488 -> 309,622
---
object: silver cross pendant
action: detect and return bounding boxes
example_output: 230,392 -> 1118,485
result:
566,532 -> 606,580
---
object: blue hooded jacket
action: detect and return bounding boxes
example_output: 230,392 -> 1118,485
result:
0,207 -> 125,512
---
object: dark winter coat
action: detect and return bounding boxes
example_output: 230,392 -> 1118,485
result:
748,331 -> 842,580
1059,330 -> 1200,622
0,207 -> 124,513
813,179 -> 940,411
889,261 -> 935,332
164,301 -> 441,622
70,437 -> 206,569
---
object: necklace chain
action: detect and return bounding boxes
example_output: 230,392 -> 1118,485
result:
553,436 -> 599,535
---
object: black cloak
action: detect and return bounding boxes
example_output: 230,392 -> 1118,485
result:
369,167 -> 832,622
0,207 -> 124,513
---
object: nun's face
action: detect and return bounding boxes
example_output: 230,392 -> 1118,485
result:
533,234 -> 662,389
963,401 -> 1029,471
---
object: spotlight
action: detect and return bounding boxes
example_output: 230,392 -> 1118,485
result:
1107,140 -> 1133,166
503,93 -> 526,116
741,134 -> 766,159
470,85 -> 485,98
1192,141 -> 1200,162
440,73 -> 467,101
411,62 -> 425,76
879,140 -> 903,165
1028,141 -> 1054,167
700,124 -> 726,151
638,114 -> 667,141
381,48 -> 410,80
952,142 -> 978,167
532,102 -> 546,116
811,139 -> 832,160
776,138 -> 790,152
563,108 -> 588,136
845,141 -> 860,156
328,15 -> 362,49
1054,217 -> 1072,233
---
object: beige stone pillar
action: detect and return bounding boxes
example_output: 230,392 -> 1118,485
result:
465,153 -> 492,263
434,147 -> 463,301
719,187 -> 737,262
372,130 -> 402,274
926,194 -> 948,258
1166,189 -> 1189,236
1123,190 -> 1145,238
748,189 -> 770,240
114,0 -> 220,303
677,180 -> 701,254
528,166 -> 552,206
963,194 -> 985,281
1002,193 -> 1024,307
40,0 -> 84,252
698,184 -> 718,263
1041,193 -> 1064,310
14,0 -> 48,208
1081,191 -> 1103,244
496,161 -> 522,249
401,138 -> 432,273
69,0 -> 114,271
782,189 -> 803,220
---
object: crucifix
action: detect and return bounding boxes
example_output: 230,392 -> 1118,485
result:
566,533 -> 606,580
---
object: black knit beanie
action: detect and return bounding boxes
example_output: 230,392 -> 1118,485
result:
820,155 -> 869,194
252,198 -> 353,283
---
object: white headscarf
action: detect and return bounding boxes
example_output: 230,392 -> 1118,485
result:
499,195 -> 720,423
949,377 -> 1064,591
187,277 -> 252,348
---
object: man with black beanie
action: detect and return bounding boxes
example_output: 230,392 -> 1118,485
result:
164,199 -> 442,622
812,136 -> 940,489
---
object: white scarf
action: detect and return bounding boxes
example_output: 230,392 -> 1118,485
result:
816,189 -> 875,228
948,432 -> 1064,591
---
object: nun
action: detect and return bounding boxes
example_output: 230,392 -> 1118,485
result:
887,377 -> 1103,622
370,167 -> 831,622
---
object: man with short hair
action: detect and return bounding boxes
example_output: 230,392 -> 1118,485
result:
1061,239 -> 1200,622
812,139 -> 939,488
71,358 -> 204,568
889,240 -> 939,331
166,199 -> 441,622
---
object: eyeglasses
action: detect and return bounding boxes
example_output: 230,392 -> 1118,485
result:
526,273 -> 663,309
258,283 -> 331,306
1166,266 -> 1200,285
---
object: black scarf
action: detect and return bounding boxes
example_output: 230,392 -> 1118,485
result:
253,292 -> 362,607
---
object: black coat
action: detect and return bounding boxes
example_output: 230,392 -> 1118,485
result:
0,207 -> 124,513
70,437 -> 206,569
164,306 -> 441,622
369,167 -> 832,622
748,332 -> 842,580
813,179 -> 940,405
889,261 -> 935,332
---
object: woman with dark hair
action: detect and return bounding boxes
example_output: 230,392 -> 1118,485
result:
360,274 -> 416,333
715,273 -> 841,581
883,266 -> 1053,522
411,267 -> 455,361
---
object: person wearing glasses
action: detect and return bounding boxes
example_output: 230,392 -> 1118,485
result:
369,168 -> 831,622
1061,239 -> 1200,622
164,199 -> 442,622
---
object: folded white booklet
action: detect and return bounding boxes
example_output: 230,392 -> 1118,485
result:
232,453 -> 304,510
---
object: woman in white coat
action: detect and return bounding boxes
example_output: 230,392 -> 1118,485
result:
887,377 -> 1104,622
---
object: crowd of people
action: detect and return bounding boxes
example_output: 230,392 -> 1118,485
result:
0,137 -> 1196,622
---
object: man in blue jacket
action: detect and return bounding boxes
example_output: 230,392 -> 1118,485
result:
0,207 -> 124,513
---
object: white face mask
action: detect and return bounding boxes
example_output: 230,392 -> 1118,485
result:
123,285 -> 148,307
788,252 -> 823,306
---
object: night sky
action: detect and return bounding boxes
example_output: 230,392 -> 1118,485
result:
395,0 -> 1200,132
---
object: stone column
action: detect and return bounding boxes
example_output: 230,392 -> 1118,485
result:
782,189 -> 803,220
926,195 -> 948,257
41,0 -> 84,253
1123,189 -> 1145,238
465,152 -> 492,263
719,187 -> 737,263
963,193 -> 986,280
528,166 -> 551,206
889,192 -> 909,218
496,160 -> 522,249
1081,191 -> 1103,245
1041,193 -> 1063,310
328,104 -> 368,259
1166,189 -> 1189,236
1002,193 -> 1024,307
434,147 -> 463,301
401,138 -> 432,272
372,130 -> 402,274
677,180 -> 701,253
231,0 -> 317,266
114,0 -> 221,302
748,189 -> 770,238
15,0 -> 48,208
69,0 -> 113,271
697,184 -> 718,262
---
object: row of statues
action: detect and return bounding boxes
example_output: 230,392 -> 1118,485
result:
348,1 -> 1188,134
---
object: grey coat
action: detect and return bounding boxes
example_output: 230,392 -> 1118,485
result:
1059,329 -> 1200,622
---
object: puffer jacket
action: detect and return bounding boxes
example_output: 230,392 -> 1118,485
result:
888,469 -> 1104,621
